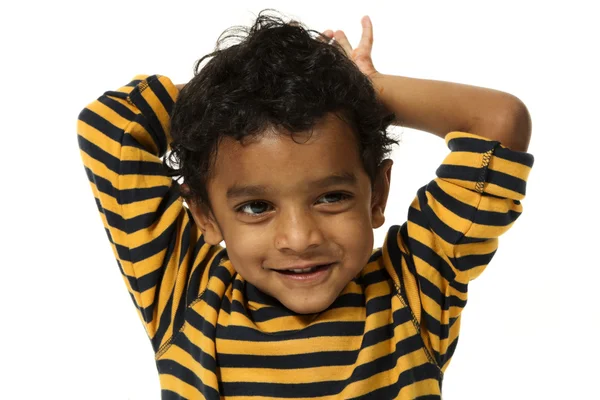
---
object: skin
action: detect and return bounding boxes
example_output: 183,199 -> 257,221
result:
188,113 -> 393,314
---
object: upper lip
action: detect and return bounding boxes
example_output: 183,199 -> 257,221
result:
268,261 -> 336,271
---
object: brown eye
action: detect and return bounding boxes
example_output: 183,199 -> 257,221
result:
316,192 -> 351,204
238,201 -> 272,216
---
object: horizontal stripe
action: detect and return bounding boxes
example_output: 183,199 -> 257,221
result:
418,275 -> 466,311
102,200 -> 176,235
120,159 -> 169,175
78,108 -> 124,144
160,389 -> 187,400
406,236 -> 456,288
78,134 -> 121,175
450,250 -> 496,272
446,136 -> 498,153
449,277 -> 468,294
494,145 -> 534,167
415,190 -> 466,245
361,321 -> 394,349
173,333 -> 218,375
221,379 -> 341,398
128,221 -> 177,263
215,320 -> 366,342
421,309 -> 449,340
427,180 -> 520,227
186,307 -> 217,343
98,94 -> 137,120
218,349 -> 359,369
219,333 -> 431,398
365,294 -> 393,315
486,168 -> 528,195
362,267 -> 390,286
203,288 -> 226,313
103,90 -> 129,100
349,362 -> 440,399
84,166 -> 172,205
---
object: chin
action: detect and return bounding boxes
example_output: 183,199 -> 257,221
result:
281,294 -> 337,314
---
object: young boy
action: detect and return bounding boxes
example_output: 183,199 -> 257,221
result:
77,11 -> 533,399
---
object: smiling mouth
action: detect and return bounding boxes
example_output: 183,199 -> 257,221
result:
269,263 -> 335,275
276,263 -> 333,275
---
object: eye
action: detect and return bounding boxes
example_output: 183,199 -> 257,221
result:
236,201 -> 273,216
315,192 -> 352,204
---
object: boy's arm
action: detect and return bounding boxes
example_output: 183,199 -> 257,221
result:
330,15 -> 531,151
376,73 -> 534,371
77,75 -> 222,353
335,15 -> 534,372
371,72 -> 532,151
384,132 -> 533,372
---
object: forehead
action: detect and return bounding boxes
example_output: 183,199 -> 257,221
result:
209,113 -> 365,193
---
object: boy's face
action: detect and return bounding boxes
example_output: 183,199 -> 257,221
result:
189,113 -> 392,314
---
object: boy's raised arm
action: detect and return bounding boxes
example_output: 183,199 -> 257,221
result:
370,72 -> 532,151
331,15 -> 532,151
77,75 -> 221,353
332,17 -> 534,372
371,47 -> 534,375
383,131 -> 533,371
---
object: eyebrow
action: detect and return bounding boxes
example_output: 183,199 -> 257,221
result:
226,172 -> 358,200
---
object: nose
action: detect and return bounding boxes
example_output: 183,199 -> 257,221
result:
274,208 -> 325,253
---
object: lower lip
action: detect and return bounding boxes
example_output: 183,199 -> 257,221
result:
275,263 -> 334,282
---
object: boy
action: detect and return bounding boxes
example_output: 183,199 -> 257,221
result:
77,11 -> 533,399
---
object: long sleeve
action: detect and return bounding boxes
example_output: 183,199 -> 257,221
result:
77,75 -> 223,354
383,131 -> 534,372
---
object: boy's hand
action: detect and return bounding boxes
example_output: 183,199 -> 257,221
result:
322,16 -> 379,80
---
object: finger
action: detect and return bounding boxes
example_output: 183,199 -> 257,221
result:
316,29 -> 334,44
334,30 -> 353,57
358,16 -> 373,52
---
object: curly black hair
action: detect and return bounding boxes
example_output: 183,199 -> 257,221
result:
166,9 -> 398,207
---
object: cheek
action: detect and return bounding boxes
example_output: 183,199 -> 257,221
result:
325,209 -> 374,254
222,225 -> 270,272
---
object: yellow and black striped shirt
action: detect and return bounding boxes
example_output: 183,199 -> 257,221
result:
77,74 -> 534,399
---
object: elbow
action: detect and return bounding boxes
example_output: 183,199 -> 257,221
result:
495,96 -> 532,152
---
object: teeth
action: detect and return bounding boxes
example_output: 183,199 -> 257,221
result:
290,267 -> 316,273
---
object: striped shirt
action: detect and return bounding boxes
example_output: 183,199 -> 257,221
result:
77,74 -> 534,399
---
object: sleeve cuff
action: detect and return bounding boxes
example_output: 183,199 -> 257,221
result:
126,75 -> 178,156
436,131 -> 534,200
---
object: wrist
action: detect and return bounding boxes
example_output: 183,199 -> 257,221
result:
369,72 -> 395,119
369,72 -> 385,96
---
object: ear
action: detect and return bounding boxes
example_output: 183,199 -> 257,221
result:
371,159 -> 393,229
183,185 -> 224,245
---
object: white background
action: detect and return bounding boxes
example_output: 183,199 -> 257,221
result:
1,0 -> 598,399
